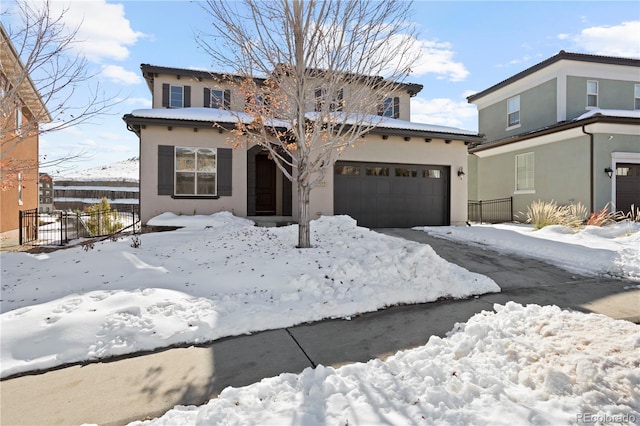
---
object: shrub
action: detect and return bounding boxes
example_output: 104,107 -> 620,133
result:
526,200 -> 588,230
525,200 -> 560,230
587,204 -> 616,227
85,198 -> 123,236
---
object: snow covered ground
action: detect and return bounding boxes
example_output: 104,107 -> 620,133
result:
2,212 -> 639,424
131,302 -> 640,426
416,222 -> 640,280
0,214 -> 497,378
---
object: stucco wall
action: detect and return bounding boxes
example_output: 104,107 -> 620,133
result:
566,77 -> 640,120
475,136 -> 591,219
478,78 -> 557,142
139,125 -> 248,223
308,135 -> 470,225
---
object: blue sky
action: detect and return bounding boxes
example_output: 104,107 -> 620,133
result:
2,1 -> 639,173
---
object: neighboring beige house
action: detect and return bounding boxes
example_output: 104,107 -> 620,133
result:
467,51 -> 640,217
124,64 -> 482,228
38,173 -> 54,213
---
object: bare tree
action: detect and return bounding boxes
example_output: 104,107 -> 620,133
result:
198,0 -> 419,247
1,0 -> 117,188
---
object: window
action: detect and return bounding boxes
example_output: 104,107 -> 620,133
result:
170,86 -> 183,108
315,88 -> 343,112
587,80 -> 598,108
366,167 -> 389,176
209,89 -> 231,110
18,171 -> 23,205
507,96 -> 520,127
378,97 -> 400,118
335,165 -> 360,175
395,168 -> 417,177
515,152 -> 534,192
635,84 -> 640,110
175,147 -> 217,195
15,105 -> 23,135
423,169 -> 441,179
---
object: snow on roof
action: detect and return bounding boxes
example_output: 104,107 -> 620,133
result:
129,108 -> 478,137
575,108 -> 640,121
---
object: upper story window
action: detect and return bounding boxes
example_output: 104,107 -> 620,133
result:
379,97 -> 400,118
315,88 -> 343,112
515,152 -> 534,193
205,88 -> 231,109
587,80 -> 598,108
507,95 -> 520,128
634,84 -> 640,110
175,147 -> 217,196
162,83 -> 191,108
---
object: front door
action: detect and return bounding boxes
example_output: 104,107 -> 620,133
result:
255,154 -> 276,215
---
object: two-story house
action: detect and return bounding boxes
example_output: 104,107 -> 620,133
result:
124,64 -> 482,228
467,51 -> 640,217
0,24 -> 51,236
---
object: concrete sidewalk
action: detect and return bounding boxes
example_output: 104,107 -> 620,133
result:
1,229 -> 638,425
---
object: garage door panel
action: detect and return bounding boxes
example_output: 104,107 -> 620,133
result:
334,161 -> 449,227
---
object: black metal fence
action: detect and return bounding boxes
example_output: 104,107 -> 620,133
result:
468,197 -> 513,224
19,205 -> 140,246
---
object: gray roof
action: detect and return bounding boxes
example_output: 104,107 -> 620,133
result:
467,51 -> 640,103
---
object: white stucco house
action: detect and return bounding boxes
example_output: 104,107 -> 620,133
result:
123,64 -> 482,227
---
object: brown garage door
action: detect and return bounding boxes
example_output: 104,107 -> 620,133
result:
334,161 -> 450,228
616,163 -> 640,214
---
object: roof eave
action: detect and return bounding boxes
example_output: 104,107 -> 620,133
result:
469,115 -> 640,153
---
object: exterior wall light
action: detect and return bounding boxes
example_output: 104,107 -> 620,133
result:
604,167 -> 613,178
457,167 -> 465,178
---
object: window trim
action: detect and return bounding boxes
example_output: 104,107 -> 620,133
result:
18,171 -> 23,205
514,152 -> 535,193
587,80 -> 598,109
634,83 -> 640,110
507,95 -> 520,129
174,146 -> 218,197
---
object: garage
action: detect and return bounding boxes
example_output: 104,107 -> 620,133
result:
334,161 -> 450,228
616,163 -> 640,214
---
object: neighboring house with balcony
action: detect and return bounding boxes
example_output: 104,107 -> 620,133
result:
123,64 -> 482,228
467,51 -> 640,218
0,24 -> 51,235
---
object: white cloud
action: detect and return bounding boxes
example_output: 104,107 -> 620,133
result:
101,65 -> 141,85
573,21 -> 640,58
410,96 -> 478,131
47,1 -> 144,62
412,39 -> 469,82
124,97 -> 152,107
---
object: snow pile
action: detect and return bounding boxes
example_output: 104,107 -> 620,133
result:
417,222 -> 640,280
131,302 -> 640,426
0,214 -> 498,378
56,157 -> 139,182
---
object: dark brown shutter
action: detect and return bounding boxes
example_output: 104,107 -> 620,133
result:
162,84 -> 170,108
315,88 -> 323,112
158,145 -> 174,195
204,88 -> 211,107
393,96 -> 400,119
337,88 -> 344,111
217,148 -> 232,196
224,89 -> 231,110
184,85 -> 191,107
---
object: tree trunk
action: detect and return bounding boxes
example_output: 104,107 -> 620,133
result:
297,180 -> 311,248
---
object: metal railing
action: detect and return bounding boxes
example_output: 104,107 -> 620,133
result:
19,205 -> 140,246
468,197 -> 513,224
